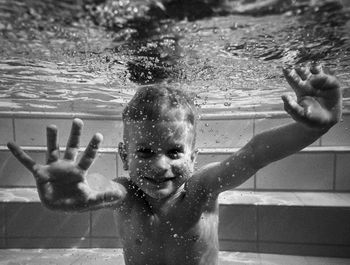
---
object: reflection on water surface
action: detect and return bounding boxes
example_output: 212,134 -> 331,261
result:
0,0 -> 349,115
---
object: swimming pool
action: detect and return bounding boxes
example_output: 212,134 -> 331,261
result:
1,0 -> 350,262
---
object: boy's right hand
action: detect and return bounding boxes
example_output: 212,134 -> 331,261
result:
7,118 -> 115,211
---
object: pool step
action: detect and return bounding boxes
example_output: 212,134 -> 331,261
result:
1,188 -> 349,258
1,249 -> 350,265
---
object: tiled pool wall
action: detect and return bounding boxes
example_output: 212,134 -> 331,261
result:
1,111 -> 349,191
0,111 -> 350,256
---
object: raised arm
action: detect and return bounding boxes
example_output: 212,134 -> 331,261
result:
249,64 -> 341,167
197,64 -> 342,195
7,118 -> 127,212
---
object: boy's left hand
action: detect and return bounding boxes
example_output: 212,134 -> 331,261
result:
282,64 -> 342,129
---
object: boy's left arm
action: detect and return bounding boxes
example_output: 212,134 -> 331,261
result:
196,64 -> 342,195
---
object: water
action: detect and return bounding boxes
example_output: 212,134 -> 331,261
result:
0,0 -> 349,116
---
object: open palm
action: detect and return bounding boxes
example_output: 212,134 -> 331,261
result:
7,119 -> 121,211
282,64 -> 342,129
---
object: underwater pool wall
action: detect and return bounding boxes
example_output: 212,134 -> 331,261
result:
0,111 -> 350,257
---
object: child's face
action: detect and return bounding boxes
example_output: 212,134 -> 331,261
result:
120,119 -> 196,200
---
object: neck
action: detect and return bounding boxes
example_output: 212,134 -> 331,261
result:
145,184 -> 186,214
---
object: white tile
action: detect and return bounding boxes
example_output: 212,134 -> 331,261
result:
335,153 -> 350,191
306,256 -> 350,265
79,119 -> 123,148
219,191 -> 302,206
322,115 -> 350,146
197,119 -> 253,148
295,192 -> 348,207
256,153 -> 334,190
260,253 -> 308,265
15,118 -> 71,146
220,251 -> 260,265
0,118 -> 13,145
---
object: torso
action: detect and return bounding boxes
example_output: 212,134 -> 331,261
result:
113,179 -> 220,265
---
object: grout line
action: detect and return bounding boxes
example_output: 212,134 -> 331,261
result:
115,152 -> 119,179
197,147 -> 350,153
219,238 -> 257,243
1,110 -> 349,120
5,236 -> 96,239
0,146 -> 118,153
252,117 -> 256,136
89,211 -> 92,248
4,190 -> 350,206
252,118 -> 257,191
2,187 -> 350,193
2,146 -> 350,153
256,205 -> 259,253
0,186 -> 38,189
253,174 -> 257,191
12,116 -> 16,142
3,203 -> 7,247
333,153 -> 337,191
257,240 -> 350,247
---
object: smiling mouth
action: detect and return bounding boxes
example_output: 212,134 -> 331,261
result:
143,176 -> 176,184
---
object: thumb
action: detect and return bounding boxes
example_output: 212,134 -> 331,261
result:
281,94 -> 305,120
88,190 -> 123,207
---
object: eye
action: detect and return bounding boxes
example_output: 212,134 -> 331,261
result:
136,147 -> 155,158
167,148 -> 183,159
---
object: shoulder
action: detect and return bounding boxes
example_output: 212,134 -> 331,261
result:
185,163 -> 222,202
188,162 -> 221,191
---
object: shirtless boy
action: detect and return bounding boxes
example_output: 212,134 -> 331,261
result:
7,64 -> 342,265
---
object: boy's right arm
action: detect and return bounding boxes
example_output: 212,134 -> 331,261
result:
7,118 -> 127,212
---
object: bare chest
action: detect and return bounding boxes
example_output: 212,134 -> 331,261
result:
114,200 -> 219,265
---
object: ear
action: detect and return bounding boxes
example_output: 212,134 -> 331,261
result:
118,142 -> 129,171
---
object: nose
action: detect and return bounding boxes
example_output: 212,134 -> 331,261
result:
153,154 -> 170,173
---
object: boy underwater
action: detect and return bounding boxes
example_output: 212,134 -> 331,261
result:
7,64 -> 342,265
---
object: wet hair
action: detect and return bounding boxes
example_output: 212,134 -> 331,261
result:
122,84 -> 198,146
123,85 -> 197,124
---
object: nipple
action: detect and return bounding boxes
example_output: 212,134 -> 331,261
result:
191,235 -> 200,241
135,238 -> 143,245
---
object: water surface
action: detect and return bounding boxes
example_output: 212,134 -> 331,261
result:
0,0 -> 349,115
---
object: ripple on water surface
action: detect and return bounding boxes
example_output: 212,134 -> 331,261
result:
0,0 -> 349,115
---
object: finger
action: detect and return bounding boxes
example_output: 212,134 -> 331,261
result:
310,74 -> 340,91
283,67 -> 304,92
295,66 -> 311,81
46,125 -> 59,164
310,63 -> 322,74
281,95 -> 306,120
78,133 -> 103,171
64,118 -> 84,160
7,142 -> 37,172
